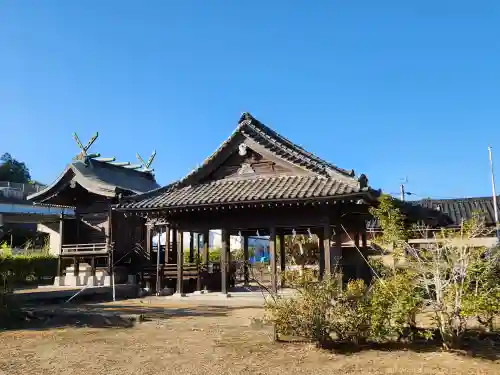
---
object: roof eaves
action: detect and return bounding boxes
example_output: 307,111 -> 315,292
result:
27,164 -> 74,202
176,121 -> 246,185
116,180 -> 180,205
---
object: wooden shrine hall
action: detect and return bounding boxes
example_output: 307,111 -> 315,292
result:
28,133 -> 160,287
116,113 -> 381,295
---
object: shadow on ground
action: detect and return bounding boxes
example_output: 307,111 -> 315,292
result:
0,303 -> 261,332
278,330 -> 500,362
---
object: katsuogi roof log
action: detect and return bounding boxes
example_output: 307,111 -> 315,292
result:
28,132 -> 160,204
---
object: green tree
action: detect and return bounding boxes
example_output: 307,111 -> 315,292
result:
371,197 -> 497,349
0,153 -> 31,183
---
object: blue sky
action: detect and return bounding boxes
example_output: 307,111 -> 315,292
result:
1,1 -> 499,200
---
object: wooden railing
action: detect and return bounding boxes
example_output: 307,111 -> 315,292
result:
164,263 -> 198,279
61,243 -> 109,255
142,262 -> 222,280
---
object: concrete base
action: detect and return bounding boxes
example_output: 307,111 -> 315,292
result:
172,292 -> 187,298
53,264 -> 135,288
192,289 -> 212,295
11,284 -> 139,304
159,287 -> 174,296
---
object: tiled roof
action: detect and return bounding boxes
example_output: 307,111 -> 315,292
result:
417,197 -> 500,227
119,175 -> 371,210
179,113 -> 359,186
367,196 -> 500,230
28,158 -> 160,203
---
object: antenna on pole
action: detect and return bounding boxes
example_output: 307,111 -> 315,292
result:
488,146 -> 500,240
400,177 -> 408,202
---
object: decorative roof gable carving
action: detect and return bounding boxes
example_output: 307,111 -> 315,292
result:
179,112 -> 362,187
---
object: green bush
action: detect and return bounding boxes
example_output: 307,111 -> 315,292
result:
265,273 -> 424,347
0,253 -> 58,290
265,275 -> 339,346
181,247 -> 225,263
369,271 -> 424,341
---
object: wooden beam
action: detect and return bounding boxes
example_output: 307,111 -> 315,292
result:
221,229 -> 230,294
171,206 -> 344,233
269,227 -> 277,294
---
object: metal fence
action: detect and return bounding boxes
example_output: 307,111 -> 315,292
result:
0,181 -> 45,199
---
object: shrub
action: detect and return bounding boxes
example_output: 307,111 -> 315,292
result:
0,253 -> 57,290
369,271 -> 423,341
265,275 -> 339,346
370,195 -> 500,349
329,279 -> 373,345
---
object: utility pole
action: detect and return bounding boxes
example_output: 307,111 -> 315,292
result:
488,146 -> 500,240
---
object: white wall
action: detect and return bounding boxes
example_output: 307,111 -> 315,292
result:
37,222 -> 61,256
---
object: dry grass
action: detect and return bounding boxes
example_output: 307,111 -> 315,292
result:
1,299 -> 500,375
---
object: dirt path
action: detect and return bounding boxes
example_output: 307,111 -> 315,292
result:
1,299 -> 499,375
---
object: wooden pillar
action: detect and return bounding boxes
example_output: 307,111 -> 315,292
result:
107,206 -> 113,263
176,230 -> 184,295
146,225 -> 152,261
269,227 -> 277,294
279,232 -> 286,287
156,226 -> 163,294
189,232 -> 194,263
196,233 -> 202,292
221,229 -> 229,294
318,230 -> 325,280
361,222 -> 369,283
323,223 -> 332,277
202,230 -> 209,266
243,235 -> 250,285
73,256 -> 79,276
354,230 -> 361,280
334,223 -> 343,286
58,213 -> 64,276
171,228 -> 178,264
75,211 -> 80,243
90,256 -> 96,277
164,225 -> 170,265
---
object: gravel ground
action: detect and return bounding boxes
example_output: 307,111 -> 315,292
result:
1,298 -> 500,375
